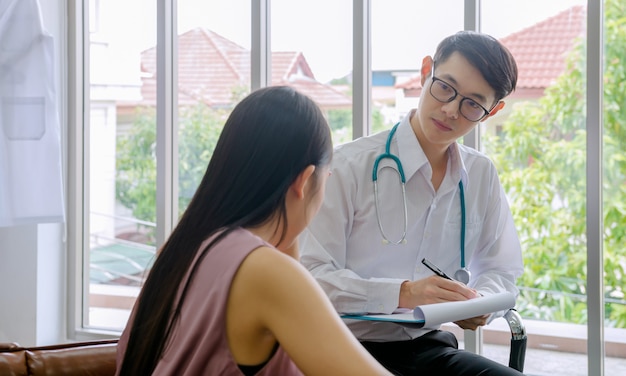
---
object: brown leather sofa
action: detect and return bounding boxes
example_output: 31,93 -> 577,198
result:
0,339 -> 118,376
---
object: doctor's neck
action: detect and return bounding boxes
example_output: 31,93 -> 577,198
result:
410,113 -> 450,172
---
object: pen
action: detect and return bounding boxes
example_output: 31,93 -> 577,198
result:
421,258 -> 453,280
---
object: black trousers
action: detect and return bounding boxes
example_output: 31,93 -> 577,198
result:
361,330 -> 524,376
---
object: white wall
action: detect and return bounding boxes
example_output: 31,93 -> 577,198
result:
0,223 -> 65,347
0,0 -> 66,347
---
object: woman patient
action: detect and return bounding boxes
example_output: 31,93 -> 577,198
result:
115,86 -> 390,375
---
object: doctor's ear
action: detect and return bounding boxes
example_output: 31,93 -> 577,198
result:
484,101 -> 505,119
420,56 -> 433,86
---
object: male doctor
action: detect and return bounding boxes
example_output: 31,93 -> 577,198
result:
300,31 -> 524,375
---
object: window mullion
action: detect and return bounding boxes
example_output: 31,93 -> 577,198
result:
462,0 -> 481,151
251,0 -> 271,90
586,1 -> 605,374
156,0 -> 178,247
352,0 -> 371,139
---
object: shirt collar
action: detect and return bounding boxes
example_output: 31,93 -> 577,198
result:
396,110 -> 469,188
447,142 -> 469,188
395,112 -> 427,181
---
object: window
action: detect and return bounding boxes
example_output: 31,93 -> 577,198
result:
271,0 -> 353,145
481,0 -> 626,372
69,2 -> 624,373
482,1 -> 590,337
372,0 -> 462,131
176,0 -> 252,215
84,0 -> 157,331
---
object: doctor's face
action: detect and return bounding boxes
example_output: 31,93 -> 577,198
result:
415,52 -> 498,149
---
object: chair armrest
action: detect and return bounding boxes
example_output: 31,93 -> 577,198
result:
504,309 -> 526,340
504,308 -> 527,372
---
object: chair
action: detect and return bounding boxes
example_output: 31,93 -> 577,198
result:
503,308 -> 527,372
462,308 -> 526,372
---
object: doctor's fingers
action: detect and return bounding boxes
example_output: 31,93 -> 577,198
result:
454,314 -> 489,330
410,276 -> 471,304
428,276 -> 478,302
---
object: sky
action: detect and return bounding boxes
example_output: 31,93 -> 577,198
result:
145,0 -> 587,83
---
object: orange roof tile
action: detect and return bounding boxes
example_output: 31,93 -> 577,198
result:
132,27 -> 350,109
500,5 -> 586,93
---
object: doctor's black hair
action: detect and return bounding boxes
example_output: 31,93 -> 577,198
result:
118,85 -> 333,376
433,30 -> 518,102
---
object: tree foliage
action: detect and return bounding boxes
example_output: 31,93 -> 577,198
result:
116,108 -> 158,224
177,104 -> 229,212
327,107 -> 391,145
484,0 -> 626,327
116,104 -> 227,228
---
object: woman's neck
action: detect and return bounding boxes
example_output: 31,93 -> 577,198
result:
246,220 -> 299,259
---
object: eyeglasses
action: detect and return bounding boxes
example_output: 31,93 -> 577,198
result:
429,77 -> 491,122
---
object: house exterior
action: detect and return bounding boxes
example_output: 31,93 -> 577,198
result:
117,27 -> 351,122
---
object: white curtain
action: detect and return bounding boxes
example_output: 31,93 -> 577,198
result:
0,0 -> 64,226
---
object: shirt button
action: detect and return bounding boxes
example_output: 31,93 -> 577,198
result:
378,304 -> 384,311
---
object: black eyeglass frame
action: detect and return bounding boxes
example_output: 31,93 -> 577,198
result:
429,76 -> 495,122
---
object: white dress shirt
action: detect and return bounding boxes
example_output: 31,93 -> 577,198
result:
300,110 -> 524,341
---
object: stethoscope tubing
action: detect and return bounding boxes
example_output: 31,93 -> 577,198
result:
458,180 -> 466,269
373,123 -> 407,245
372,122 -> 468,276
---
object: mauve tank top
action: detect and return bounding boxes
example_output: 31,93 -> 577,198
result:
116,228 -> 303,375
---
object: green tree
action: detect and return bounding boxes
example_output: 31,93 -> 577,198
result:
484,0 -> 626,327
116,108 -> 158,224
116,100 -> 393,233
177,104 -> 229,212
116,104 -> 227,234
327,107 -> 392,146
327,108 -> 352,131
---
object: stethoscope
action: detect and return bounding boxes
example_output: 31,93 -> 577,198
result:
372,123 -> 471,284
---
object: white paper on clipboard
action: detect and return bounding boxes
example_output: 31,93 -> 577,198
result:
341,292 -> 516,328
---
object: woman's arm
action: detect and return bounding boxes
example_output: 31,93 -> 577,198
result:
227,246 -> 390,376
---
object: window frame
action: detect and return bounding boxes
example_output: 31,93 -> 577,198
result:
66,1 -> 608,373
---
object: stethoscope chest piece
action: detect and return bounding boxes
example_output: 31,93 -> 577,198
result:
454,268 -> 471,284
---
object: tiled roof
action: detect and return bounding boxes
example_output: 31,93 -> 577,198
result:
395,75 -> 421,92
500,5 -> 586,92
395,5 -> 586,99
132,27 -> 350,109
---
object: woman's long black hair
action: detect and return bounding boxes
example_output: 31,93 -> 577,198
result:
118,86 -> 333,375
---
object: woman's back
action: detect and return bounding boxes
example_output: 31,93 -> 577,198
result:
116,228 -> 302,375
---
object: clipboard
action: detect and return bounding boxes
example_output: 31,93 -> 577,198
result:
341,292 -> 516,328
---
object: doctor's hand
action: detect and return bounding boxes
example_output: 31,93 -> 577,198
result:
398,275 -> 480,309
454,313 -> 490,330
